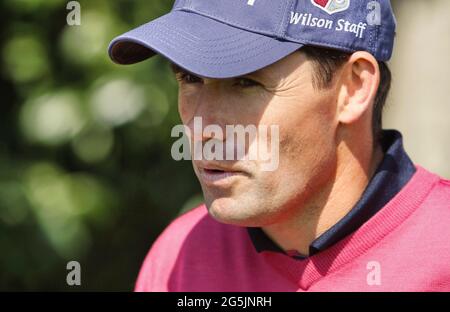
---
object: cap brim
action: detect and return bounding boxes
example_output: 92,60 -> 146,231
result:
108,10 -> 303,79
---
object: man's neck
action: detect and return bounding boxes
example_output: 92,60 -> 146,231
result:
262,141 -> 384,256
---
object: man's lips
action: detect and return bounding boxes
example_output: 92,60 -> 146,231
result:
196,162 -> 248,186
196,161 -> 243,172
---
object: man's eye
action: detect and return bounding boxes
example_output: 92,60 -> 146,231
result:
234,78 -> 261,88
178,73 -> 203,84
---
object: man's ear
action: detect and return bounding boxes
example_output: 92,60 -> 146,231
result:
336,51 -> 380,125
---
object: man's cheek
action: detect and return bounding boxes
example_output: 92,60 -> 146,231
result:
178,101 -> 188,123
178,95 -> 198,123
278,128 -> 305,161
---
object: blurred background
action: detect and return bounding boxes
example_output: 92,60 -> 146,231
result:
0,0 -> 448,291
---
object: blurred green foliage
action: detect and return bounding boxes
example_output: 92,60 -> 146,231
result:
0,0 -> 203,290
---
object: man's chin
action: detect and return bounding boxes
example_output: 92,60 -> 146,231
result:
205,196 -> 273,227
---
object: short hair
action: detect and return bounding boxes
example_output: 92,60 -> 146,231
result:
301,46 -> 391,144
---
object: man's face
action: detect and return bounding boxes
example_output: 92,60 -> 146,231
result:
174,52 -> 340,227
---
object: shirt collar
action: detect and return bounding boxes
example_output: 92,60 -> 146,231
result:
247,129 -> 417,259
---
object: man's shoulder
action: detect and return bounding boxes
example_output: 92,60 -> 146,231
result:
437,175 -> 450,190
421,167 -> 450,206
153,204 -> 212,247
410,167 -> 450,239
167,204 -> 211,233
150,204 -> 240,253
429,174 -> 450,212
135,205 -> 247,291
412,166 -> 450,200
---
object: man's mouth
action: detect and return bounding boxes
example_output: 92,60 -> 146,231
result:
196,162 -> 248,186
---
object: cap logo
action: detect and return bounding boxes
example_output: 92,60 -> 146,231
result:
311,0 -> 350,15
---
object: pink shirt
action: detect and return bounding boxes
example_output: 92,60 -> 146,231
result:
135,166 -> 450,291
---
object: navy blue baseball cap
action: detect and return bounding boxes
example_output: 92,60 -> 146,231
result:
108,0 -> 396,78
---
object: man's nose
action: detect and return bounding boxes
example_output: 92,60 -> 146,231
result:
185,87 -> 228,142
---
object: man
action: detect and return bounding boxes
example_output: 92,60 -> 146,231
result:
109,0 -> 450,291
